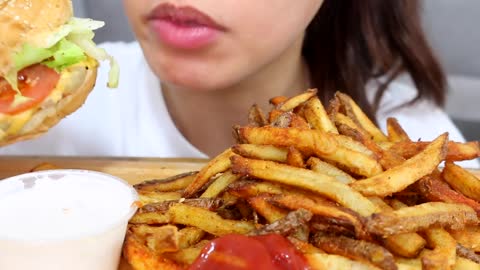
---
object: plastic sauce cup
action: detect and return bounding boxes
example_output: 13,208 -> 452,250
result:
0,169 -> 138,270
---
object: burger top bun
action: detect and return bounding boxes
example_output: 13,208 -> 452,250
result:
0,0 -> 73,76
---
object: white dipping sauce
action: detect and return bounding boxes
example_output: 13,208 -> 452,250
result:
0,170 -> 138,270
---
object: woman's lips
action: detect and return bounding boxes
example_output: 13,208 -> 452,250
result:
147,4 -> 226,50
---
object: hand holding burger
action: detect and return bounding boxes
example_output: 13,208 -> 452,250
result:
0,0 -> 118,146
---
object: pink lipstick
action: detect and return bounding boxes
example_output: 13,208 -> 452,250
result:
147,4 -> 226,50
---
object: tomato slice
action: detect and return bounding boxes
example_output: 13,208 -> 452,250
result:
0,64 -> 60,115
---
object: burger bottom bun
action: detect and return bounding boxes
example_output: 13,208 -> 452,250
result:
0,60 -> 98,147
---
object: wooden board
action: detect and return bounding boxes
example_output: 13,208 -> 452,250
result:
1,156 -> 479,270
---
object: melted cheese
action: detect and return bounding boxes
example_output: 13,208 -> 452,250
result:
0,58 -> 97,137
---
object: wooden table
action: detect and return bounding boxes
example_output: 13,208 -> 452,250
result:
1,156 -> 479,269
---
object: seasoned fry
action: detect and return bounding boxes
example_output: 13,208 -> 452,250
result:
230,155 -> 378,216
386,117 -> 411,142
454,257 -> 480,270
138,191 -> 182,205
200,170 -> 240,198
307,157 -> 356,184
388,141 -> 480,162
177,227 -> 205,249
250,209 -> 312,236
139,198 -> 224,214
306,253 -> 381,270
450,227 -> 480,252
247,104 -> 268,127
421,228 -> 456,270
134,171 -> 197,192
247,195 -> 288,223
351,133 -> 448,197
236,126 -> 383,177
129,212 -> 171,225
232,144 -> 288,162
396,259 -> 422,270
278,88 -> 317,111
286,146 -> 305,168
414,175 -> 480,215
456,244 -> 480,264
269,95 -> 288,106
168,203 -> 255,236
336,92 -> 388,142
366,202 -> 478,236
123,233 -> 182,270
312,232 -> 397,270
303,96 -> 338,134
443,162 -> 480,201
183,148 -> 234,197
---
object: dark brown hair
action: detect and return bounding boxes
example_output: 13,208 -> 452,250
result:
303,0 -> 446,121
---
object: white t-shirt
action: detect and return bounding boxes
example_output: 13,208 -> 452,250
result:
0,42 -> 477,167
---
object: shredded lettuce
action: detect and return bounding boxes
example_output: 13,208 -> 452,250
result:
7,17 -> 119,97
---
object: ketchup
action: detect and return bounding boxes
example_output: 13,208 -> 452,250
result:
188,234 -> 310,270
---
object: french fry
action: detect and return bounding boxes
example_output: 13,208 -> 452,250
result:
454,257 -> 480,270
369,197 -> 426,258
388,141 -> 480,162
307,157 -> 356,184
230,155 -> 378,216
138,191 -> 182,205
386,117 -> 411,143
200,170 -> 240,198
287,237 -> 324,254
450,227 -> 480,252
129,212 -> 171,225
247,104 -> 268,127
286,146 -> 305,168
141,225 -> 180,254
366,202 -> 478,236
268,193 -> 368,240
312,232 -> 397,270
183,148 -> 234,197
456,244 -> 480,264
414,175 -> 480,215
123,233 -> 182,270
236,126 -> 383,177
421,228 -> 456,270
247,195 -> 288,223
251,209 -> 313,236
177,227 -> 205,249
303,96 -> 338,134
396,259 -> 422,270
335,92 -> 388,142
443,162 -> 480,201
232,144 -> 288,162
168,203 -> 255,236
134,171 -> 197,192
164,242 -> 208,267
269,95 -> 288,106
350,133 -> 448,197
333,134 -> 375,157
278,88 -> 317,111
305,253 -> 382,270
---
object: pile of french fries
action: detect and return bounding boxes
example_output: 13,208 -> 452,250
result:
124,89 -> 480,270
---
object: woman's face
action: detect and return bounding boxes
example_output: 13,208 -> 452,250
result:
123,0 -> 324,91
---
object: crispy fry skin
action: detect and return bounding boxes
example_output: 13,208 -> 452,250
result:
168,203 -> 255,236
268,193 -> 368,240
312,232 -> 397,270
443,162 -> 480,201
351,133 -> 448,197
366,202 -> 478,236
386,118 -> 411,143
247,195 -> 288,223
456,244 -> 480,264
335,92 -> 388,142
450,227 -> 480,252
236,126 -> 383,177
388,141 -> 480,162
134,171 -> 198,192
304,96 -> 338,134
183,148 -> 234,197
247,104 -> 268,127
138,191 -> 182,205
139,198 -> 224,214
369,197 -> 426,257
200,170 -> 240,198
414,175 -> 480,215
123,232 -> 182,270
306,253 -> 382,270
421,228 -> 456,270
250,209 -> 312,236
177,227 -> 205,249
278,88 -> 317,111
286,146 -> 306,168
232,144 -> 288,162
307,157 -> 356,184
230,155 -> 378,216
129,212 -> 171,225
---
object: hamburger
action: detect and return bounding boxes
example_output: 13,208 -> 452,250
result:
0,0 -> 118,146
